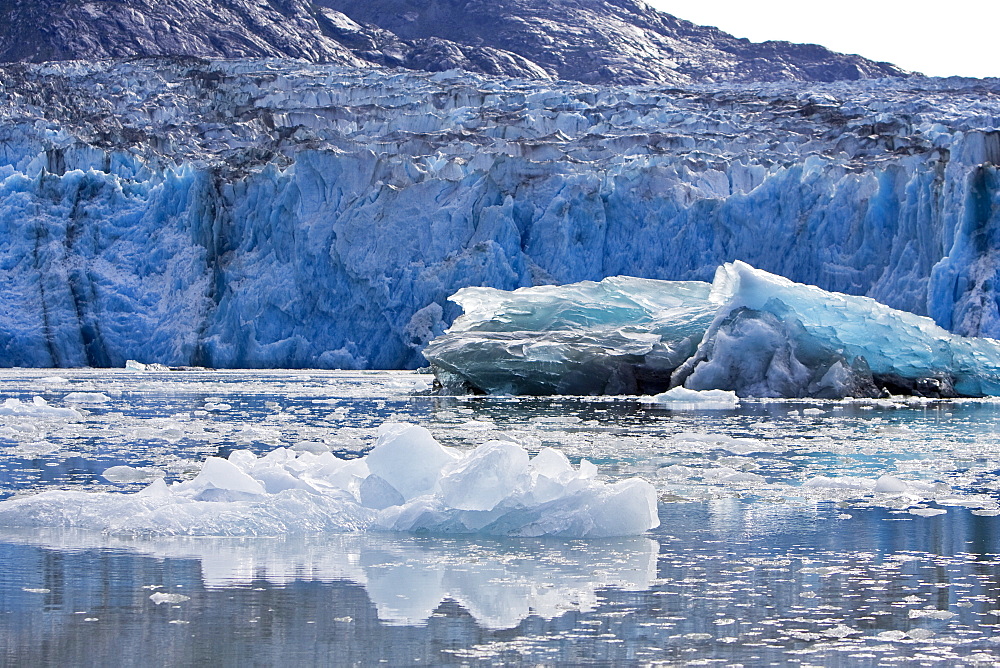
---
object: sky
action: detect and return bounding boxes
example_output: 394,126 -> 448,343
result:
647,0 -> 999,79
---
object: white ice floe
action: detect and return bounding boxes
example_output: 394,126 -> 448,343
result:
0,397 -> 83,420
0,422 -> 659,538
647,387 -> 739,410
101,465 -> 166,484
62,392 -> 111,403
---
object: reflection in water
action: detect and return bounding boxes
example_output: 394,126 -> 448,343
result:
2,503 -> 999,666
2,370 -> 1000,664
0,530 -> 657,629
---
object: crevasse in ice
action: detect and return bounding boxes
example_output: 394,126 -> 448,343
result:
427,262 -> 1000,398
0,422 -> 660,537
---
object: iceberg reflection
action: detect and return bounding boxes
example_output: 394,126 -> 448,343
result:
0,529 -> 657,629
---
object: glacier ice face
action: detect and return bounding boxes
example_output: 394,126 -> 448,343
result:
0,422 -> 660,538
0,60 -> 999,369
429,261 -> 1000,398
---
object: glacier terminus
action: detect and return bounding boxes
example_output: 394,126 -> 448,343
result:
0,59 -> 998,382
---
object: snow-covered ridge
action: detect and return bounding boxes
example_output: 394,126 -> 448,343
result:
0,59 -> 998,369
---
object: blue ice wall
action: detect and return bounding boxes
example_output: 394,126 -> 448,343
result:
0,61 -> 998,368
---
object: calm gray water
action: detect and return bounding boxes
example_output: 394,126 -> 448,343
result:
1,369 -> 998,666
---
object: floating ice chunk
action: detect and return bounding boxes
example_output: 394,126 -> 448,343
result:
802,476 -> 877,491
647,387 -> 739,410
63,392 -> 111,403
909,507 -> 947,517
800,473 -> 955,508
873,475 -> 909,494
365,423 -> 460,501
678,262 -> 1000,398
425,276 -> 716,395
0,422 -> 659,538
429,262 -> 1000,398
0,397 -> 83,419
102,466 -> 166,484
10,441 -> 60,457
125,360 -> 169,371
909,608 -> 956,620
149,592 -> 190,604
439,441 -> 530,511
172,457 -> 266,499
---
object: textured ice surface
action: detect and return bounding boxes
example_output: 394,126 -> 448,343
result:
677,262 -> 1000,397
0,422 -> 659,537
0,61 -> 999,369
431,262 -> 1000,398
425,277 -> 716,394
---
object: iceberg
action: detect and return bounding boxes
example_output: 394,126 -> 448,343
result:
428,261 -> 1000,398
425,277 -> 717,394
0,422 -> 660,538
646,387 -> 740,410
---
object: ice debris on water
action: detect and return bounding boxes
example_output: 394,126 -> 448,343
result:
101,466 -> 166,484
62,392 -> 111,403
0,397 -> 83,420
125,360 -> 170,371
647,387 -> 739,410
427,261 -> 1000,398
149,592 -> 190,605
0,423 -> 659,538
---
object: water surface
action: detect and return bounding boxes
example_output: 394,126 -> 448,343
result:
1,369 -> 998,666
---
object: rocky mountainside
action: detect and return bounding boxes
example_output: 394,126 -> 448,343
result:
0,0 -> 908,84
320,0 -> 910,84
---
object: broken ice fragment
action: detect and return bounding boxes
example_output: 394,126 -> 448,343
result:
428,262 -> 1000,398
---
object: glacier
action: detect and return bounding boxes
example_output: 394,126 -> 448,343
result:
0,59 -> 999,369
427,262 -> 1000,398
0,421 -> 660,538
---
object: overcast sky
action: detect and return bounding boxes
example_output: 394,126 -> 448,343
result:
646,0 -> 999,79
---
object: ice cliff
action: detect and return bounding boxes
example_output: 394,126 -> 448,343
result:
426,261 -> 1000,397
0,59 -> 998,369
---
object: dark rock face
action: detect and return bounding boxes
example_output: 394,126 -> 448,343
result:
0,0 -> 365,64
0,0 -> 908,84
318,0 -> 911,84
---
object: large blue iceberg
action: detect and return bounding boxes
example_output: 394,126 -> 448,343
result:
425,262 -> 1000,398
